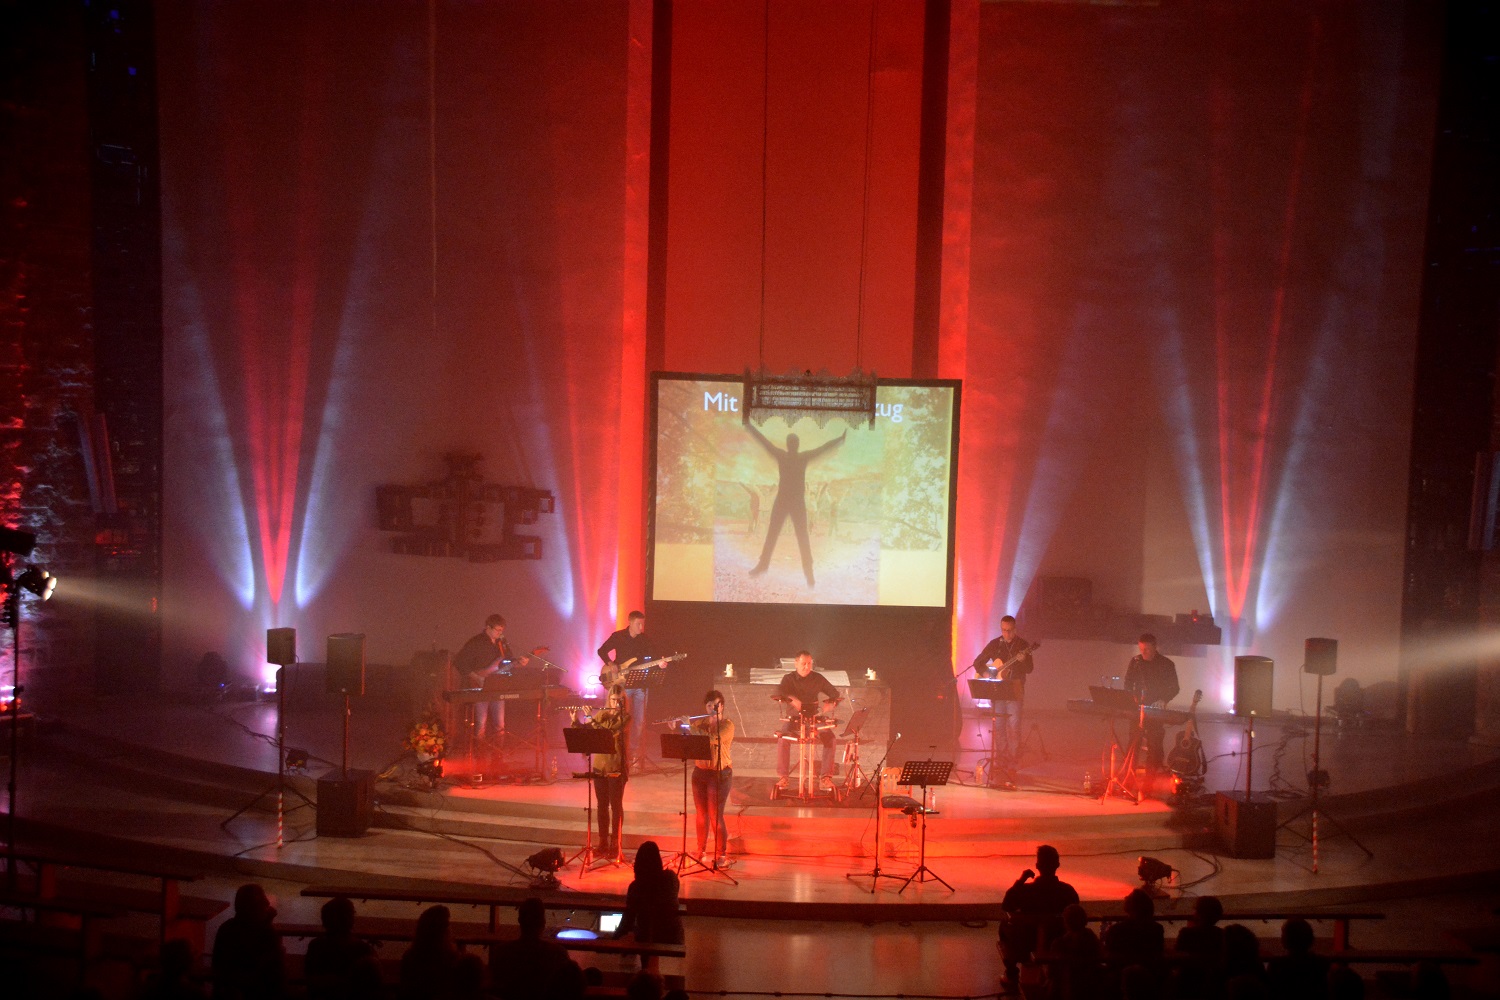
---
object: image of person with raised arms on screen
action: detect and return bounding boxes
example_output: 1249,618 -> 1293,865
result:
746,423 -> 847,587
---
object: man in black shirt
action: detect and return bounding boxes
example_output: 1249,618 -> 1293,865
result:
598,611 -> 653,764
1124,632 -> 1179,767
998,845 -> 1080,992
970,615 -> 1036,784
453,614 -> 528,744
775,651 -> 841,790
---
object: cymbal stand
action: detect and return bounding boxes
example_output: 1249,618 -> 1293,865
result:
896,759 -> 955,893
845,735 -> 905,891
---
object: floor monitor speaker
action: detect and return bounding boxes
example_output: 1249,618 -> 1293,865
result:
1214,790 -> 1276,858
316,769 -> 374,837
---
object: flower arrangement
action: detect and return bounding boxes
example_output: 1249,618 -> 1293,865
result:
404,712 -> 447,760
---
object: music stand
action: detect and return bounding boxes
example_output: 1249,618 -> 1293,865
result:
845,736 -> 906,892
623,667 -> 671,774
839,707 -> 873,798
562,726 -> 619,873
895,759 -> 954,893
660,733 -> 735,882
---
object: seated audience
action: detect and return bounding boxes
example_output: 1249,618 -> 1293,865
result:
1222,923 -> 1268,996
399,904 -> 463,999
141,938 -> 206,1000
303,895 -> 377,1000
452,952 -> 488,1000
625,971 -> 664,1000
1102,889 -> 1164,968
1267,917 -> 1329,1000
1042,902 -> 1101,1000
617,841 -> 684,945
489,896 -> 575,1000
997,844 -> 1080,992
1172,896 -> 1226,999
212,883 -> 286,1000
1327,963 -> 1366,1000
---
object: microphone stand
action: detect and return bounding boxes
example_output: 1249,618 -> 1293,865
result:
845,734 -> 903,892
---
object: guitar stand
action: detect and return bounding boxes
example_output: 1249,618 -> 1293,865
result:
896,759 -> 955,893
660,733 -> 736,884
561,726 -> 620,874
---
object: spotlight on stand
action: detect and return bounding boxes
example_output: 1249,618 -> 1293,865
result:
14,567 -> 56,601
285,748 -> 309,771
1137,856 -> 1176,890
525,847 -> 565,886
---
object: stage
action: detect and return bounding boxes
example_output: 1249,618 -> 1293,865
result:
15,687 -> 1500,925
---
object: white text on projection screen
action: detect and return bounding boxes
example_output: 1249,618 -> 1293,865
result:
651,377 -> 955,607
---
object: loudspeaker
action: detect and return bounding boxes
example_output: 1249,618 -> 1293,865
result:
1214,790 -> 1276,858
1233,655 -> 1274,717
326,633 -> 366,696
1304,637 -> 1338,676
266,627 -> 296,666
316,770 -> 374,837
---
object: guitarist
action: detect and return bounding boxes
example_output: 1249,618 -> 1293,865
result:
453,614 -> 530,747
970,616 -> 1037,781
598,611 -> 655,765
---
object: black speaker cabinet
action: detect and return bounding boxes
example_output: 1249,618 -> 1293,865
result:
1304,637 -> 1338,676
326,633 -> 366,696
1215,790 -> 1277,858
1233,655 -> 1274,717
266,627 -> 296,667
316,770 -> 374,837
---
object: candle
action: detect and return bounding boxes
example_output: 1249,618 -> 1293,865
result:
725,663 -> 734,678
866,668 -> 877,681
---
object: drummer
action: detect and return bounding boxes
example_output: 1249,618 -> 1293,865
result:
774,651 -> 842,791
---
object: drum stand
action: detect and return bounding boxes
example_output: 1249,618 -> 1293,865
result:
561,726 -> 620,873
896,759 -> 954,893
772,714 -> 836,802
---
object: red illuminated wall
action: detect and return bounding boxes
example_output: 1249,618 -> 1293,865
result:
153,0 -> 1438,715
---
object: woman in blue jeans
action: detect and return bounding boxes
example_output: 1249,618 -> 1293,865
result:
690,690 -> 735,869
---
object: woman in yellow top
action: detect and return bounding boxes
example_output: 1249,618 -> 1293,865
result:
690,689 -> 735,869
591,683 -> 630,859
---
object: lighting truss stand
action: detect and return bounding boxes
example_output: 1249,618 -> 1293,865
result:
896,759 -> 954,893
561,725 -> 619,874
660,732 -> 736,883
221,665 -> 313,847
845,735 -> 905,892
1276,674 -> 1373,870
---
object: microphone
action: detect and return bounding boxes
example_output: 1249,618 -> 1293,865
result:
893,732 -> 902,740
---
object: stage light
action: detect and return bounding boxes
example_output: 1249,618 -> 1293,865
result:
525,848 -> 565,885
1137,856 -> 1175,888
15,567 -> 56,600
285,747 -> 309,770
0,527 -> 36,556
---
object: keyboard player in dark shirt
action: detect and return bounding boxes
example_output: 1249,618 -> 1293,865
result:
453,614 -> 529,746
1123,632 -> 1179,768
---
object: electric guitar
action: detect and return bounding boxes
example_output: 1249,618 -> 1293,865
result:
987,642 -> 1041,680
600,652 -> 687,689
1166,689 -> 1206,777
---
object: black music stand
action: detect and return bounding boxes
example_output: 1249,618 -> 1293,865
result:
623,667 -> 671,774
896,759 -> 954,893
660,733 -> 736,882
562,726 -> 619,873
839,707 -> 873,798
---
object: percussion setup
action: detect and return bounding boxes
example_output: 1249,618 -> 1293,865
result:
769,692 -> 859,802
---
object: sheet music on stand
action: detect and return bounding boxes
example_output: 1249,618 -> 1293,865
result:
563,726 -> 617,756
896,759 -> 953,788
659,732 -> 711,762
622,666 -> 667,690
967,678 -> 1021,703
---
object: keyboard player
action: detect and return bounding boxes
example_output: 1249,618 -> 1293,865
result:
453,614 -> 530,746
1124,632 -> 1179,768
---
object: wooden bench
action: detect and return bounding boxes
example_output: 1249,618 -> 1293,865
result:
1087,907 -> 1385,950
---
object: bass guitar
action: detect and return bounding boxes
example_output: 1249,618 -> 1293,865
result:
1166,688 -> 1206,778
600,652 -> 687,689
987,641 -> 1041,680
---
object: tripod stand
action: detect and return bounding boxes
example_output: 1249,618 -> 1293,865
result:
845,734 -> 904,891
838,708 -> 873,800
561,725 -> 620,874
221,665 -> 313,847
1277,672 -> 1373,871
896,759 -> 954,893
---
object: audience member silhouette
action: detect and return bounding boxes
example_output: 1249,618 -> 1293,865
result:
1102,888 -> 1165,969
303,895 -> 377,1000
211,883 -> 286,1000
1222,923 -> 1268,997
489,896 -> 574,1000
452,952 -> 488,1000
997,844 -> 1080,992
1328,963 -> 1366,1000
1042,902 -> 1102,1000
141,938 -> 206,1000
625,971 -> 664,1000
1173,895 -> 1226,999
617,841 -> 684,946
399,904 -> 462,1000
1267,917 -> 1330,1000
